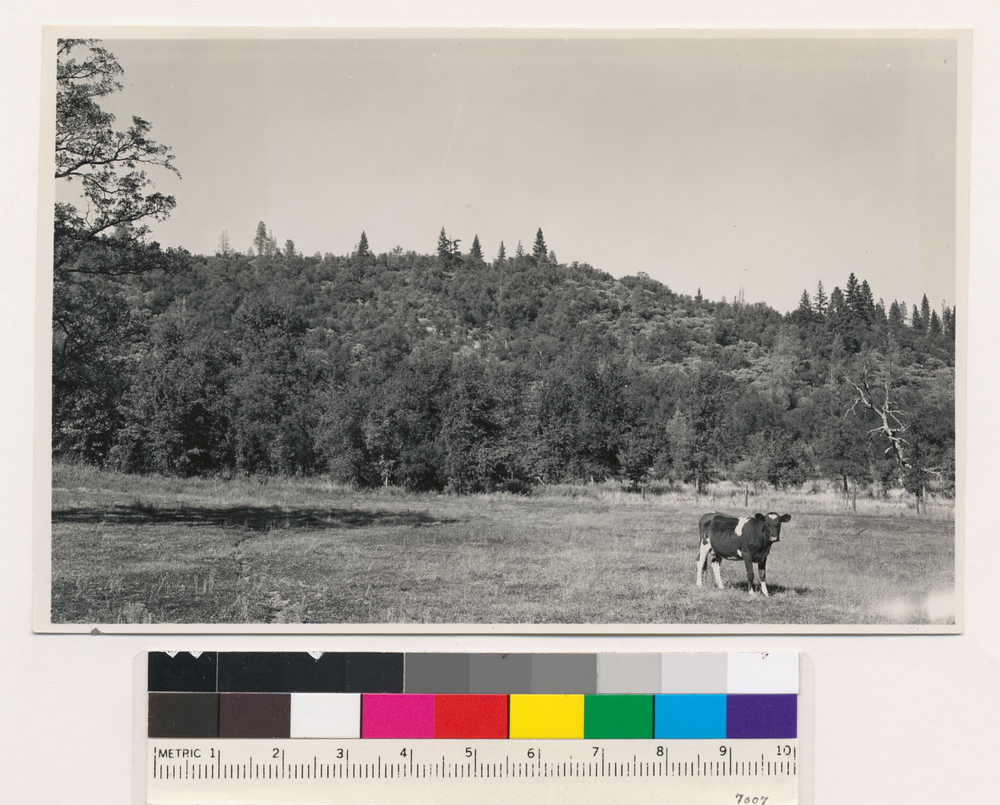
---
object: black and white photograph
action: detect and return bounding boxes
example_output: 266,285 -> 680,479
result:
38,29 -> 966,631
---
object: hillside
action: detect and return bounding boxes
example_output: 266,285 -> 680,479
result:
52,225 -> 955,504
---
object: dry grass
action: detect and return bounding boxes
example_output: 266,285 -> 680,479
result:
50,464 -> 956,626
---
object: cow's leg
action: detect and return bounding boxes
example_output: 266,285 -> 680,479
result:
745,554 -> 756,596
758,558 -> 769,597
710,558 -> 724,589
696,540 -> 713,587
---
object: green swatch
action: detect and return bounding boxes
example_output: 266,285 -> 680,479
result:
583,695 -> 654,739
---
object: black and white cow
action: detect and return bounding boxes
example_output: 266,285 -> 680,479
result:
696,512 -> 791,596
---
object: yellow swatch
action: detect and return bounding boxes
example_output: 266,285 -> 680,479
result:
509,695 -> 585,739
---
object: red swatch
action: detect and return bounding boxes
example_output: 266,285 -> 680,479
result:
434,695 -> 508,738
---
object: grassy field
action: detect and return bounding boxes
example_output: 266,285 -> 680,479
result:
49,463 -> 956,626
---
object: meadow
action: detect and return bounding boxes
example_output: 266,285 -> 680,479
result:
49,463 -> 956,626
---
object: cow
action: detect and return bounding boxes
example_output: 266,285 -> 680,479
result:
696,511 -> 791,596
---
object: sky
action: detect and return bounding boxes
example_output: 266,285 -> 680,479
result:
69,34 -> 960,314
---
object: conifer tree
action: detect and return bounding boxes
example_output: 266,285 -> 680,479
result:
845,272 -> 860,313
829,286 -> 845,318
858,280 -> 875,322
795,289 -> 813,317
437,227 -> 451,261
496,241 -> 506,264
920,295 -> 932,331
532,228 -> 548,262
929,309 -> 942,334
356,230 -> 371,259
814,280 -> 828,316
942,304 -> 956,337
911,304 -> 922,330
469,234 -> 483,261
253,221 -> 269,257
515,241 -> 524,258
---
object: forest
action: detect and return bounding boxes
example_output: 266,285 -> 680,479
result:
52,40 -> 956,505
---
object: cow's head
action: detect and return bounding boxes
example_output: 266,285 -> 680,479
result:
755,512 -> 791,542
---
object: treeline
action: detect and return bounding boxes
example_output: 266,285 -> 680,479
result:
52,40 -> 955,501
54,219 -> 956,500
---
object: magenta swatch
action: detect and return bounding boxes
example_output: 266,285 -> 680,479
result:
362,694 -> 435,738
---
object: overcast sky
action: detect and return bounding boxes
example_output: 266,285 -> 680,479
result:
82,34 -> 959,314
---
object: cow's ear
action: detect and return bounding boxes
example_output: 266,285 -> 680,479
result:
754,513 -> 766,521
780,513 -> 792,523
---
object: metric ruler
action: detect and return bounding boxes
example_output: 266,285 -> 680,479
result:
146,738 -> 798,803
138,651 -> 809,804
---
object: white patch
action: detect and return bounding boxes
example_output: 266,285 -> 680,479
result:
923,591 -> 956,622
711,562 -> 723,589
761,582 -> 769,597
735,549 -> 743,558
696,541 -> 713,587
735,517 -> 750,536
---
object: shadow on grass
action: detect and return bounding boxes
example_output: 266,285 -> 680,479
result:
52,503 -> 459,532
763,583 -> 812,596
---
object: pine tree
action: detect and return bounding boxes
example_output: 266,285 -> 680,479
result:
845,272 -> 860,313
888,300 -> 905,327
911,304 -> 922,330
469,234 -> 483,261
858,279 -> 875,322
814,280 -> 828,316
829,286 -> 845,318
217,230 -> 232,257
942,304 -> 956,337
496,241 -> 506,264
515,241 -> 524,259
795,289 -> 813,317
436,227 -> 458,266
920,294 -> 932,331
357,230 -> 371,259
532,228 -> 548,262
929,309 -> 942,334
253,221 -> 269,257
284,239 -> 297,260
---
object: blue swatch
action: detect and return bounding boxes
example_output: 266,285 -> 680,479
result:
653,694 -> 727,739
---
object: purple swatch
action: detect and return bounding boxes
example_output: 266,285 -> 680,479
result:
726,695 -> 797,739
362,694 -> 435,738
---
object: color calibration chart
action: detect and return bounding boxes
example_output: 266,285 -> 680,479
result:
143,651 -> 804,804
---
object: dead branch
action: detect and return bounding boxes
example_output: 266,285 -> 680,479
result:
846,371 -> 910,469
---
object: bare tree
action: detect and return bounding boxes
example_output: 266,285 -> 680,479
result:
846,366 -> 909,469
